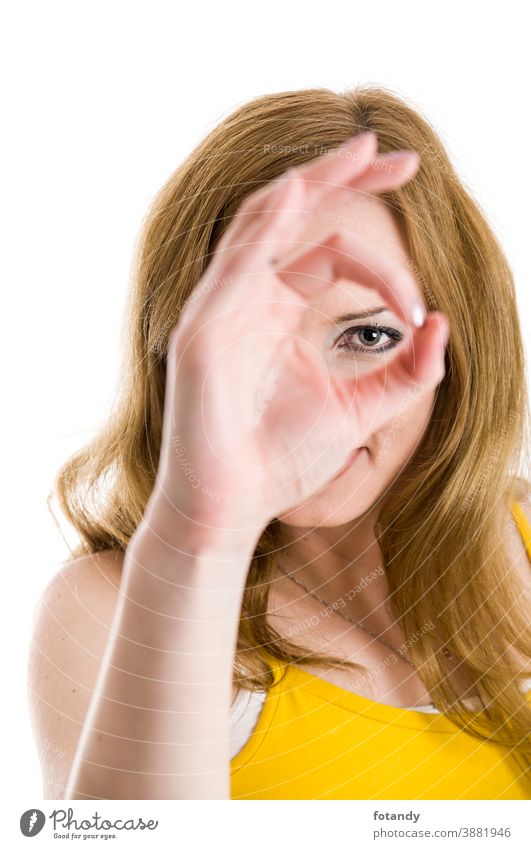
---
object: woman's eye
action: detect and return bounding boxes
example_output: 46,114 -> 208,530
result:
334,323 -> 403,356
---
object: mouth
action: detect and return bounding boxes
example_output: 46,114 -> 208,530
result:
330,446 -> 368,481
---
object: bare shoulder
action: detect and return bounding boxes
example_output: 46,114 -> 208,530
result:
29,547 -> 242,795
28,548 -> 125,799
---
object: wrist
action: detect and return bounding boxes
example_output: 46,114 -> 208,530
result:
130,501 -> 263,566
133,490 -> 265,561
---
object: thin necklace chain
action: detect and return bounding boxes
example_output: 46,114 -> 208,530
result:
276,562 -> 418,670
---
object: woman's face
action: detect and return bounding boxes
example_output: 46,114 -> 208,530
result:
277,189 -> 436,528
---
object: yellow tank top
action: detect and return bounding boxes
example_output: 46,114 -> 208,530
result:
230,500 -> 531,800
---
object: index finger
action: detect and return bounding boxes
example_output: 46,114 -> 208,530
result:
274,226 -> 427,329
216,131 -> 379,249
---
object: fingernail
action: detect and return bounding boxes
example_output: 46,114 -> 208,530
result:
336,130 -> 376,153
276,167 -> 298,192
411,298 -> 427,328
353,130 -> 376,146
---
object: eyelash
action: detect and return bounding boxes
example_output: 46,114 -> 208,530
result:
335,322 -> 403,356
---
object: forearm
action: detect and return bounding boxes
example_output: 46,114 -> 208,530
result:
65,520 -> 257,800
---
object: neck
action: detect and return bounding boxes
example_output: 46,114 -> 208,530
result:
277,501 -> 396,628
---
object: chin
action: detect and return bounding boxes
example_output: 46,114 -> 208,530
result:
277,446 -> 384,528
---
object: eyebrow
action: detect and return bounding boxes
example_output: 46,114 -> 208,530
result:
334,307 -> 389,322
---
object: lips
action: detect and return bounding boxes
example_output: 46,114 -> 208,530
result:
330,446 -> 367,481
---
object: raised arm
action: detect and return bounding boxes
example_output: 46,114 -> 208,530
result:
29,129 -> 449,800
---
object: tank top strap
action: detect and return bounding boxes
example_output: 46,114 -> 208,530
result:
254,643 -> 289,687
511,500 -> 531,561
238,618 -> 289,687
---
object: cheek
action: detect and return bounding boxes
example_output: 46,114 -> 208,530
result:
369,390 -> 435,468
277,391 -> 436,527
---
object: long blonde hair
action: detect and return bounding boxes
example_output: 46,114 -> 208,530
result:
50,85 -> 531,777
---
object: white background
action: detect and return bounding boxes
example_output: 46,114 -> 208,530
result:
2,0 -> 529,811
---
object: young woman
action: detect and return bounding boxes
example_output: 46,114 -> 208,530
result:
28,85 -> 531,800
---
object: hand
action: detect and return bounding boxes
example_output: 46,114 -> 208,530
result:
150,131 -> 449,543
